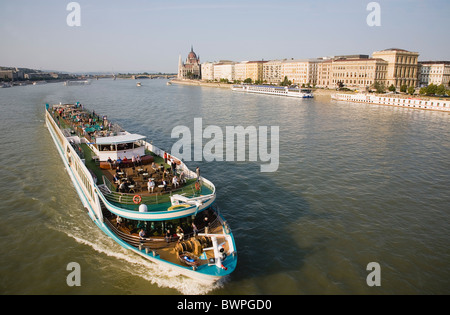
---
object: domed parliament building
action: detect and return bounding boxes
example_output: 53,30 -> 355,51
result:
178,46 -> 201,80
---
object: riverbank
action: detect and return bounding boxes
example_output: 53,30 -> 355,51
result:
170,79 -> 233,89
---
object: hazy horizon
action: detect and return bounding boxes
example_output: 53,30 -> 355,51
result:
1,0 -> 449,73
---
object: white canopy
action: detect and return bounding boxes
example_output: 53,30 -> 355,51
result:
96,133 -> 146,145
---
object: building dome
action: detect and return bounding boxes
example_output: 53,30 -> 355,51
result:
188,51 -> 197,59
187,45 -> 198,61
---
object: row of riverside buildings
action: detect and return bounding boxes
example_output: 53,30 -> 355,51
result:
0,66 -> 78,82
177,47 -> 450,90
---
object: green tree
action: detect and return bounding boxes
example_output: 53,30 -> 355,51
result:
425,83 -> 437,95
407,86 -> 415,95
280,76 -> 291,86
388,84 -> 396,92
419,87 -> 427,95
400,84 -> 407,93
243,78 -> 252,84
373,81 -> 385,93
435,84 -> 446,96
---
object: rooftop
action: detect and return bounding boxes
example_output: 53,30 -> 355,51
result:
382,48 -> 409,52
419,61 -> 450,65
96,133 -> 146,145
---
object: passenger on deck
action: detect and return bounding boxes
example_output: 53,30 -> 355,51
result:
116,215 -> 123,228
196,167 -> 200,182
165,229 -> 172,243
131,155 -> 136,167
176,226 -> 184,243
192,222 -> 198,236
171,159 -> 177,175
136,155 -> 142,166
139,229 -> 146,244
119,181 -> 127,193
117,157 -> 122,166
179,171 -> 186,184
172,176 -> 179,188
107,157 -> 113,169
162,179 -> 168,191
147,178 -> 155,193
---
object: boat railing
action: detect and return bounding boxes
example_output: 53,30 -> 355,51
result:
102,175 -> 210,207
103,205 -> 225,249
143,141 -> 216,195
69,140 -> 85,159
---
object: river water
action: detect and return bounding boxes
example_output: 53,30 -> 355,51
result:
0,79 -> 449,295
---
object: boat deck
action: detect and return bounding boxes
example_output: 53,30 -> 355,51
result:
49,104 -> 210,206
103,208 -> 229,268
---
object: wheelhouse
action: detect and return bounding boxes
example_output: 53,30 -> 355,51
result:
93,133 -> 147,162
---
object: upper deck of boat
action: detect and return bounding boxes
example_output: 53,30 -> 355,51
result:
47,103 -> 210,208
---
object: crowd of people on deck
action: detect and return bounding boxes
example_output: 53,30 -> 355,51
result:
51,103 -> 114,139
50,104 -> 198,196
112,156 -> 189,195
115,209 -> 211,244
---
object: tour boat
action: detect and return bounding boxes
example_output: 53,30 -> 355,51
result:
64,80 -> 91,86
232,84 -> 313,98
45,102 -> 237,283
136,82 -> 142,87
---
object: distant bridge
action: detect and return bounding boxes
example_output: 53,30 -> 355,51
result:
131,74 -> 177,79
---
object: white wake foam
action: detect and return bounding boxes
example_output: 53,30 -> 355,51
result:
59,227 -> 224,295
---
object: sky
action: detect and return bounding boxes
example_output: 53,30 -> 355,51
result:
1,0 -> 449,73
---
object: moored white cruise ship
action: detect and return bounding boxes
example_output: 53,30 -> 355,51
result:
232,84 -> 313,98
45,102 -> 237,283
332,93 -> 450,112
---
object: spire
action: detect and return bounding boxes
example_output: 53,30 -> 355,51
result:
178,54 -> 183,79
191,45 -> 193,52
